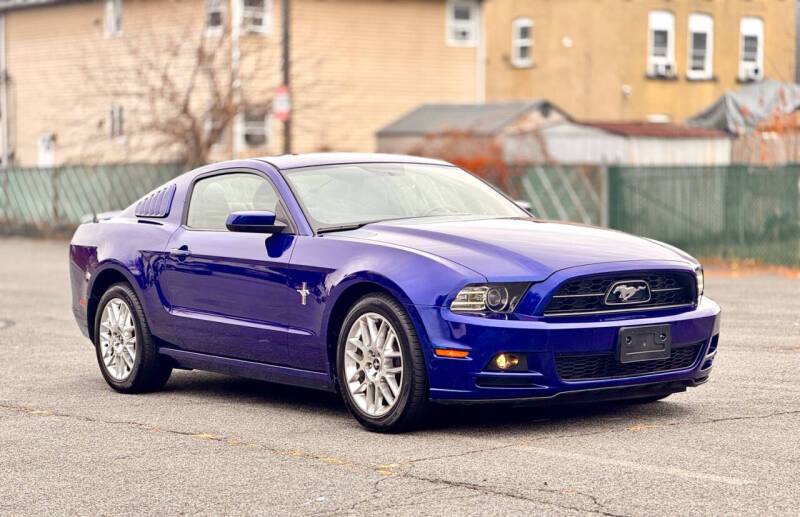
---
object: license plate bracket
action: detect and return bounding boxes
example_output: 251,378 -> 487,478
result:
617,325 -> 671,363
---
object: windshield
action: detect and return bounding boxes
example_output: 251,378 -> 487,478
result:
283,163 -> 527,230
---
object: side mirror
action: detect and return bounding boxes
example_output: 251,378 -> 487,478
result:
226,211 -> 286,234
515,200 -> 533,213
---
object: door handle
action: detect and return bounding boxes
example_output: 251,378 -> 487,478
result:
168,245 -> 190,259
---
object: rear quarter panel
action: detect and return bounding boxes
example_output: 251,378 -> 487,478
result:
70,218 -> 178,342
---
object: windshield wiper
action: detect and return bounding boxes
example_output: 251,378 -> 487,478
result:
317,222 -> 371,234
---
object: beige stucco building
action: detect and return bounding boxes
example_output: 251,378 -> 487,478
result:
0,0 -> 796,166
0,0 -> 481,166
482,0 -> 796,122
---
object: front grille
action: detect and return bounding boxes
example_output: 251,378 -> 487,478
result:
555,342 -> 703,381
544,271 -> 695,316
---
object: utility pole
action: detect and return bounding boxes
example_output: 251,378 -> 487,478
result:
281,0 -> 292,154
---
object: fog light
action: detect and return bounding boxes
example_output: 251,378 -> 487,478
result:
495,353 -> 519,370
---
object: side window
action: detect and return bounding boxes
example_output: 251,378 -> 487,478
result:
739,17 -> 764,82
186,173 -> 280,230
647,10 -> 675,78
511,17 -> 533,68
446,0 -> 478,47
687,13 -> 713,80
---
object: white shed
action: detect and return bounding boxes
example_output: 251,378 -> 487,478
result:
528,120 -> 732,166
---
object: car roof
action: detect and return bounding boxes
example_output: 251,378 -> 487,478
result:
255,152 -> 452,170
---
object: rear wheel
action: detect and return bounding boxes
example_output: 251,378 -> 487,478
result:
336,294 -> 429,432
94,283 -> 172,393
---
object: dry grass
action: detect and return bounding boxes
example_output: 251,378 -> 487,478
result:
700,257 -> 800,279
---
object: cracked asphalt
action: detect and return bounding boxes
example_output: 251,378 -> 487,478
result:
1,237 -> 799,516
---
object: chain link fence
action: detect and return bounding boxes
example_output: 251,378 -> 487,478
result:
0,163 -> 184,235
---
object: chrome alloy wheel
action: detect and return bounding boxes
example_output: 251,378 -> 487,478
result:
343,313 -> 404,417
99,297 -> 136,381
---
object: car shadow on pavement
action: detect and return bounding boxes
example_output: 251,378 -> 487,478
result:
157,371 -> 693,433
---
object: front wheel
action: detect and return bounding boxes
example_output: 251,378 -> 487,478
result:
336,294 -> 429,432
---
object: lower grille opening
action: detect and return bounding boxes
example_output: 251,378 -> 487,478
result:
555,342 -> 703,381
476,376 -> 537,388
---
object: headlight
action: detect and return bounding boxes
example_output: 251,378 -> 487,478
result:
450,283 -> 530,313
694,265 -> 704,300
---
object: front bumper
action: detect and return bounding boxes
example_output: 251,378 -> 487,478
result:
416,296 -> 720,402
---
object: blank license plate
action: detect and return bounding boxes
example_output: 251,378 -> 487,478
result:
617,325 -> 671,363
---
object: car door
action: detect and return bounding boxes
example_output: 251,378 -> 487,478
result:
157,170 -> 297,365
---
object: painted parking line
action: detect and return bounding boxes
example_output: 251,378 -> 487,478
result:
525,447 -> 753,486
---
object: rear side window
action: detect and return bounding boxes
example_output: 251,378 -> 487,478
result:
186,173 -> 280,230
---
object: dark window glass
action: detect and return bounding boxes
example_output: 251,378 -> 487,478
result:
743,35 -> 758,62
652,29 -> 668,57
691,32 -> 707,70
453,5 -> 471,21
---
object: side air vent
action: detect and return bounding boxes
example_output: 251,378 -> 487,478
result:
135,184 -> 176,218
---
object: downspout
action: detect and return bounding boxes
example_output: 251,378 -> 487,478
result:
0,12 -> 8,225
1,13 -> 9,167
475,0 -> 486,103
230,0 -> 242,159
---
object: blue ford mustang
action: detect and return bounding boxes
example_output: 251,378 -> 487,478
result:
69,153 -> 720,432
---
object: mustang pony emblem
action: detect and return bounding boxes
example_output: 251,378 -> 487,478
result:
612,284 -> 646,302
603,280 -> 651,305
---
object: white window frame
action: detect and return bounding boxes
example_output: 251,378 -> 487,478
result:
446,0 -> 479,47
240,107 -> 270,148
104,0 -> 122,37
204,112 -> 227,151
511,17 -> 533,68
37,134 -> 55,168
205,0 -> 225,35
647,10 -> 676,77
687,13 -> 713,80
108,105 -> 124,140
241,0 -> 272,35
739,17 -> 764,82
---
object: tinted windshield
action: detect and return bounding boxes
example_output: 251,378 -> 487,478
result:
283,163 -> 526,230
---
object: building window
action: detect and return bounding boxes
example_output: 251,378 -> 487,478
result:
739,17 -> 764,82
108,105 -> 124,139
687,13 -> 713,79
206,0 -> 225,34
205,113 -> 226,150
242,0 -> 272,34
105,0 -> 122,37
446,0 -> 478,47
647,10 -> 675,78
37,134 -> 55,168
242,107 -> 269,147
511,17 -> 533,68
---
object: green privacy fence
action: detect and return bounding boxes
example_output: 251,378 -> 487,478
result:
607,165 -> 800,266
514,164 -> 800,266
0,163 -> 184,234
2,162 -> 799,266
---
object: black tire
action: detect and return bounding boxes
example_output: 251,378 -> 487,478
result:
93,282 -> 172,393
336,293 -> 429,432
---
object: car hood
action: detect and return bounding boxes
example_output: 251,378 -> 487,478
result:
337,217 -> 691,281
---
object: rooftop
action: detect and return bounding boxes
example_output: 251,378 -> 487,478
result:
376,100 -> 559,136
581,121 -> 729,138
256,152 -> 451,170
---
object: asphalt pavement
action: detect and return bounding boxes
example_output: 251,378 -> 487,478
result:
1,237 -> 799,516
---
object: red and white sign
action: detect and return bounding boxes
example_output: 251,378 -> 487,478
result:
274,85 -> 291,122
